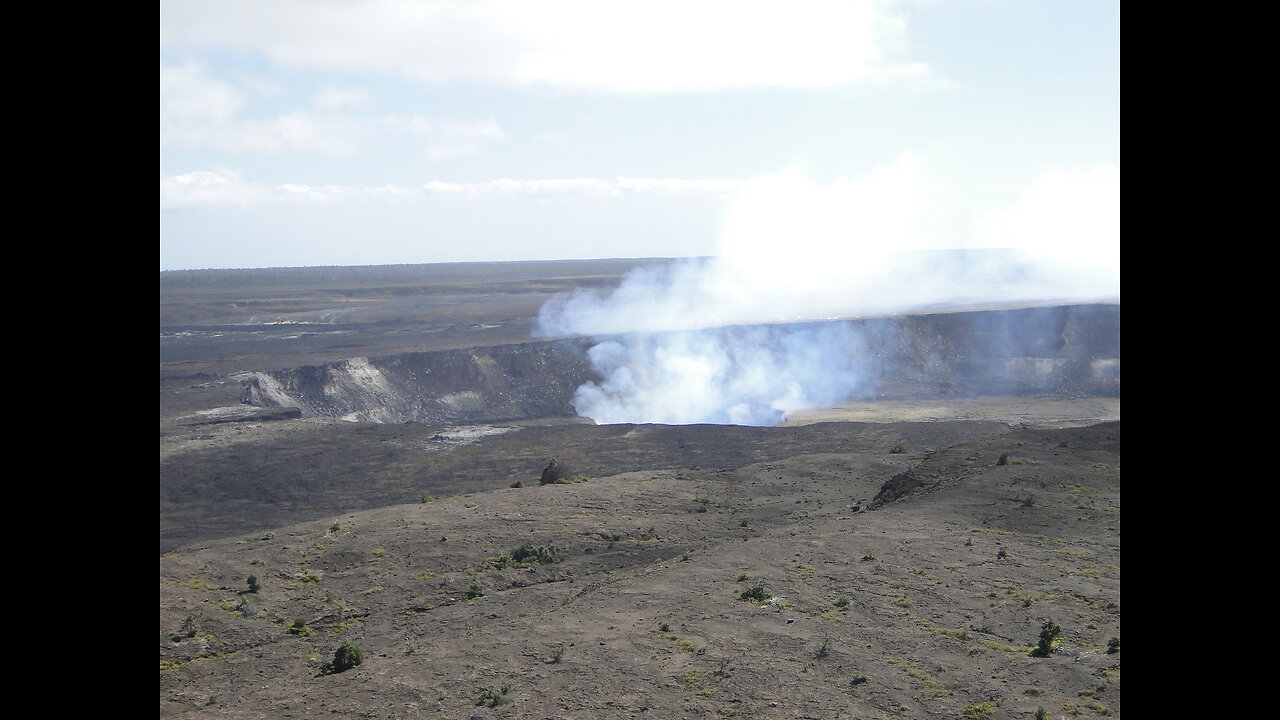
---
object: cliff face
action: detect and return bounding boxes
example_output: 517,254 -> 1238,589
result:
241,304 -> 1119,424
239,338 -> 597,424
861,303 -> 1120,400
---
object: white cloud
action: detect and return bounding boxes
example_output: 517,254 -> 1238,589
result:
160,169 -> 264,208
160,63 -> 505,157
160,62 -> 245,127
160,0 -> 928,92
311,86 -> 370,113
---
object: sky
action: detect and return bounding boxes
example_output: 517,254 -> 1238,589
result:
159,0 -> 1119,273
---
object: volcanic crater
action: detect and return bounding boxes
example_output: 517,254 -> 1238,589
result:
161,260 -> 1119,720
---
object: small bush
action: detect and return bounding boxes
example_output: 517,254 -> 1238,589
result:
327,643 -> 363,674
287,618 -> 311,637
467,582 -> 485,600
476,684 -> 511,707
997,452 -> 1009,466
738,583 -> 771,603
246,575 -> 261,593
890,443 -> 907,454
963,702 -> 997,720
489,543 -> 564,569
834,597 -> 851,609
539,458 -> 571,485
1031,620 -> 1062,657
1106,636 -> 1120,653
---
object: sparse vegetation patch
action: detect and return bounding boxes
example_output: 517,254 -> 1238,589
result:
963,702 -> 998,719
487,542 -> 565,569
475,684 -> 511,707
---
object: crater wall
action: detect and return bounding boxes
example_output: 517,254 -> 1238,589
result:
240,304 -> 1119,424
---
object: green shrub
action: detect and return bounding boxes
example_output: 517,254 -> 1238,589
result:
1106,636 -> 1120,653
890,443 -> 907,454
287,618 -> 311,637
329,643 -> 363,673
246,574 -> 261,593
997,452 -> 1009,466
467,582 -> 485,600
1031,620 -> 1062,657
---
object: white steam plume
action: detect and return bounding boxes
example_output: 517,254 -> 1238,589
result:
573,322 -> 878,426
536,157 -> 1119,426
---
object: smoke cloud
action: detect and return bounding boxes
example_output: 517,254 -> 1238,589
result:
536,157 -> 1119,426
